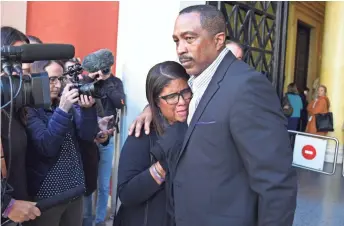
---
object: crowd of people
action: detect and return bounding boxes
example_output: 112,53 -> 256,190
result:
2,4 -> 336,226
1,26 -> 125,226
283,82 -> 332,136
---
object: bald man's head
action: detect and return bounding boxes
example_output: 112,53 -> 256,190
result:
226,40 -> 244,60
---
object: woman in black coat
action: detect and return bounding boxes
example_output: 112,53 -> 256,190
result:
115,61 -> 191,226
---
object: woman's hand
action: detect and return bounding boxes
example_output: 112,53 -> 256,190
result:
59,84 -> 79,113
7,200 -> 41,223
78,95 -> 95,108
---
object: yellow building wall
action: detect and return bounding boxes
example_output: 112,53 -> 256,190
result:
319,1 -> 344,151
284,2 -> 325,99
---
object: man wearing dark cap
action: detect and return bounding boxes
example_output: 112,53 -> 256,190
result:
82,49 -> 125,226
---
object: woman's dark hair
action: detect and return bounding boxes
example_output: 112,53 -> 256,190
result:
31,60 -> 64,74
1,26 -> 29,47
146,61 -> 190,135
27,35 -> 43,44
287,82 -> 298,94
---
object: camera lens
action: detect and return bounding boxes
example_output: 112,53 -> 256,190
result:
1,72 -> 51,111
78,80 -> 104,99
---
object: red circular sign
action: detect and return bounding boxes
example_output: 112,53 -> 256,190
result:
302,145 -> 317,160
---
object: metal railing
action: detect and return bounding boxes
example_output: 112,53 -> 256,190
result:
288,130 -> 339,175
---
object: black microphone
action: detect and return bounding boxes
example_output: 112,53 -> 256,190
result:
1,44 -> 75,63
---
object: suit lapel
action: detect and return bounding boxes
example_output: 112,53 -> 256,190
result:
176,51 -> 237,164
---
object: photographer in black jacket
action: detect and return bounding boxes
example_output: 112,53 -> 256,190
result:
1,26 -> 41,224
81,49 -> 125,226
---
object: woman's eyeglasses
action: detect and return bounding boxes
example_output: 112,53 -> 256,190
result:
160,88 -> 193,105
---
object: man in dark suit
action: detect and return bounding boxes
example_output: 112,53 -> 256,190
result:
129,5 -> 297,226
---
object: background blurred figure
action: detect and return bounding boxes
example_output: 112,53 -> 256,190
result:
27,35 -> 43,44
64,58 -> 82,71
63,58 -> 83,81
226,40 -> 244,60
299,87 -> 309,132
285,83 -> 303,131
21,35 -> 43,75
306,85 -> 331,136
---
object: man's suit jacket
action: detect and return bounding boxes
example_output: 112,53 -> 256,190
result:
173,51 -> 297,226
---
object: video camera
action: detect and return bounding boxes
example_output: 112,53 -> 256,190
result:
0,72 -> 51,112
62,48 -> 116,99
0,44 -> 75,111
62,63 -> 105,99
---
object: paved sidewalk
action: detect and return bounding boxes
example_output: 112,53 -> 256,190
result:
293,163 -> 344,226
104,162 -> 344,226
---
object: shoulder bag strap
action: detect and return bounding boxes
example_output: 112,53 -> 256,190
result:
143,134 -> 154,226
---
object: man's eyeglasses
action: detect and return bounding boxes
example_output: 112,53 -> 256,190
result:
49,76 -> 67,85
159,88 -> 193,105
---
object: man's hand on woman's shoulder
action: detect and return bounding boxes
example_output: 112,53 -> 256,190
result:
128,105 -> 153,137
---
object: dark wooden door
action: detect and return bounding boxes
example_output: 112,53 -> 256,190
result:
294,21 -> 311,91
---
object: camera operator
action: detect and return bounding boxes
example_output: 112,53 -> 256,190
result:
81,49 -> 125,225
1,26 -> 41,225
62,59 -> 114,145
61,60 -> 115,226
24,59 -> 98,226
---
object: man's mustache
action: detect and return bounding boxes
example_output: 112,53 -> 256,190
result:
179,55 -> 193,62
